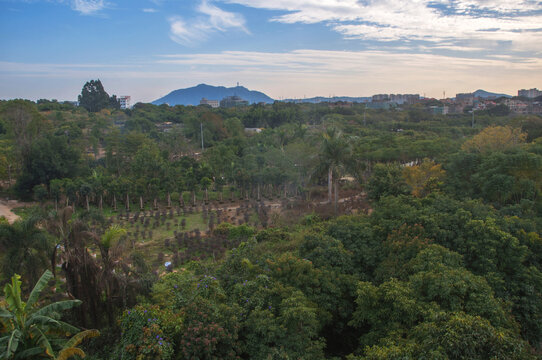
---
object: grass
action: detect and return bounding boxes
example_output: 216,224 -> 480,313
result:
110,210 -> 211,265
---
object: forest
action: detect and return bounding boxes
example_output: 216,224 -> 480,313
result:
1,84 -> 542,359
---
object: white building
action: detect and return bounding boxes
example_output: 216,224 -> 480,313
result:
200,98 -> 219,108
518,88 -> 542,98
118,96 -> 131,109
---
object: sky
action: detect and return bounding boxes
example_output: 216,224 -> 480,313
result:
0,0 -> 541,103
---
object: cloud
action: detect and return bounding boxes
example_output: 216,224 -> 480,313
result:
154,49 -> 542,97
198,0 -> 248,32
224,0 -> 542,53
2,48 -> 541,101
71,0 -> 107,15
143,8 -> 158,13
169,0 -> 248,46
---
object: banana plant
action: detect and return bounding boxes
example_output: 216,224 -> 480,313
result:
0,270 -> 99,359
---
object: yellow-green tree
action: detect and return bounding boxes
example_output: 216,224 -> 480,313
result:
402,159 -> 446,197
462,125 -> 526,154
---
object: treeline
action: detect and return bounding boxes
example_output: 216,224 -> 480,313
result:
2,94 -> 540,214
1,88 -> 542,358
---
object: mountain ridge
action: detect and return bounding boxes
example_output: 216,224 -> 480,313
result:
472,89 -> 512,99
152,84 -> 274,106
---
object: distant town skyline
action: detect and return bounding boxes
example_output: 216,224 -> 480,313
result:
1,0 -> 541,103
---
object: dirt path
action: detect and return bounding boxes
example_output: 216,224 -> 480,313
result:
0,200 -> 21,224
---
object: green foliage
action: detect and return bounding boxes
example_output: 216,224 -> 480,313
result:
15,134 -> 81,200
117,306 -> 176,360
361,313 -> 533,360
326,216 -> 381,279
0,215 -> 52,285
1,99 -> 542,358
78,80 -> 116,113
366,163 -> 409,201
0,270 -> 98,359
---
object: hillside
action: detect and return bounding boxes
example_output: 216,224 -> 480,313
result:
152,84 -> 274,106
473,89 -> 512,98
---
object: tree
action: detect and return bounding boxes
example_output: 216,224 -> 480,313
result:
46,208 -> 103,327
319,127 -> 351,212
366,163 -> 409,201
0,215 -> 52,286
0,100 -> 47,160
461,125 -> 526,154
15,134 -> 81,200
0,270 -> 99,359
78,80 -> 110,113
487,103 -> 510,116
93,225 -> 127,327
402,159 -> 446,197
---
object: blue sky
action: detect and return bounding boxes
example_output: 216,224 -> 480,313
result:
1,0 -> 541,103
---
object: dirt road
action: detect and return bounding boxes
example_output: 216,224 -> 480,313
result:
0,200 -> 21,224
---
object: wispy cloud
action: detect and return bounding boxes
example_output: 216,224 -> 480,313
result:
169,0 -> 248,46
71,0 -> 107,15
224,0 -> 542,53
143,8 -> 158,13
2,48 -> 541,101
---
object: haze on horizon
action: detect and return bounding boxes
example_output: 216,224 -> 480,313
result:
1,0 -> 541,103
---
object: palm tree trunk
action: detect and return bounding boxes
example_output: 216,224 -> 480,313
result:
334,179 -> 339,215
86,195 -> 90,211
99,195 -> 103,211
328,167 -> 333,203
51,244 -> 58,277
126,193 -> 130,211
167,192 -> 171,208
7,164 -> 12,185
113,195 -> 117,211
140,196 -> 144,210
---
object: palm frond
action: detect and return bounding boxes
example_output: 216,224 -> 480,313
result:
56,347 -> 86,360
62,329 -> 100,350
101,225 -> 127,250
13,346 -> 46,359
3,274 -> 23,314
54,321 -> 81,335
25,315 -> 61,329
6,329 -> 21,359
0,308 -> 13,319
26,270 -> 53,310
29,326 -> 54,358
33,300 -> 82,318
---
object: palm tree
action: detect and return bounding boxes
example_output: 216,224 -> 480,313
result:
0,270 -> 99,359
46,207 -> 102,328
200,177 -> 212,203
0,215 -> 52,287
92,225 -> 127,326
319,127 -> 351,213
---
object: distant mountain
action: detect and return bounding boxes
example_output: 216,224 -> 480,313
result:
282,96 -> 371,104
473,89 -> 512,99
152,84 -> 274,106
